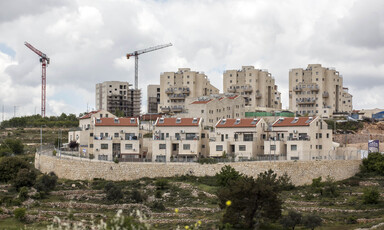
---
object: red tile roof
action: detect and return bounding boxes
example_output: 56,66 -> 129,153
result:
95,117 -> 138,126
227,95 -> 239,99
272,117 -> 316,127
191,99 -> 213,104
80,110 -> 101,119
216,118 -> 261,128
155,118 -> 201,127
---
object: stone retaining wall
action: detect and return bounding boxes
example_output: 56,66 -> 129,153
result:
35,153 -> 361,186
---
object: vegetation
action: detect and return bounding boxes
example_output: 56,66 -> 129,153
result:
0,156 -> 31,182
324,119 -> 363,132
280,210 -> 302,230
361,152 -> 384,175
13,208 -> 27,222
0,113 -> 78,128
363,187 -> 380,204
104,182 -> 123,203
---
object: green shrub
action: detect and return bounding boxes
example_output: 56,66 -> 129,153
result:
34,172 -> 58,193
52,150 -> 57,156
14,207 -> 26,222
302,214 -> 322,229
12,168 -> 36,190
18,187 -> 29,201
363,187 -> 380,204
277,172 -> 295,191
361,152 -> 384,175
150,201 -> 166,211
280,210 -> 302,230
155,178 -> 169,190
104,182 -> 123,203
197,158 -> 218,164
216,165 -> 243,187
143,132 -> 153,138
0,139 -> 24,155
155,190 -> 162,198
131,190 -> 145,203
0,157 -> 31,182
113,157 -> 119,164
346,216 -> 357,224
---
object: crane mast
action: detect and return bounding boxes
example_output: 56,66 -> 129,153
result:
127,43 -> 172,89
25,42 -> 50,117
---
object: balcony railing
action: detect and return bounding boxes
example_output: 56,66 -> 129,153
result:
323,92 -> 329,98
297,98 -> 316,104
293,86 -> 302,92
227,88 -> 236,93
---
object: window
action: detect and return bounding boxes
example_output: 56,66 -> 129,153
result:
90,144 -> 93,148
125,144 -> 133,150
183,144 -> 190,150
201,110 -> 204,114
186,133 -> 197,140
101,144 -> 108,149
105,133 -> 109,137
270,145 -> 276,151
166,133 -> 169,138
202,144 -> 205,148
244,134 -> 253,141
239,145 -> 246,151
159,144 -> 166,149
130,118 -> 135,124
319,145 -> 322,150
114,133 -> 119,138
327,133 -> 329,138
90,133 -> 94,137
291,145 -> 297,151
216,145 -> 223,151
201,133 -> 205,138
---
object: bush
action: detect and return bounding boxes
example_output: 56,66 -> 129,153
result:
346,216 -> 357,224
14,208 -> 26,222
143,133 -> 153,138
361,152 -> 384,175
302,214 -> 322,229
280,210 -> 302,230
322,176 -> 339,198
216,165 -> 243,187
34,172 -> 58,193
150,201 -> 166,211
155,190 -> 162,198
131,190 -> 145,203
18,187 -> 29,201
155,179 -> 169,190
0,157 -> 31,182
277,172 -> 295,191
104,182 -> 123,203
197,158 -> 218,164
12,168 -> 36,190
363,187 -> 380,204
113,157 -> 119,164
52,150 -> 57,156
0,139 -> 24,155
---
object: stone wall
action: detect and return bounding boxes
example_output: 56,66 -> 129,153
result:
35,153 -> 361,186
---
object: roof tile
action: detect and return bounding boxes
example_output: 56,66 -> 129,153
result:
272,117 -> 316,127
95,117 -> 138,126
216,118 -> 260,128
155,118 -> 200,127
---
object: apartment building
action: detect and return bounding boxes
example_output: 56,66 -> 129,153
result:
223,66 -> 282,111
68,110 -> 141,161
158,68 -> 219,114
96,81 -> 141,117
68,110 -> 115,157
289,64 -> 353,117
152,117 -> 205,162
209,118 -> 267,160
147,84 -> 160,113
264,116 -> 333,161
93,117 -> 141,161
178,94 -> 246,127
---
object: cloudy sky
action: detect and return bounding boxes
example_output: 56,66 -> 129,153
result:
0,0 -> 383,119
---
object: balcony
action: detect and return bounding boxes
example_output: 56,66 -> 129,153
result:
165,88 -> 174,94
227,88 -> 236,93
322,92 -> 329,98
160,106 -> 170,112
171,106 -> 183,112
244,85 -> 253,92
293,86 -> 302,92
297,98 -> 316,105
169,94 -> 186,99
309,84 -> 319,91
255,91 -> 262,99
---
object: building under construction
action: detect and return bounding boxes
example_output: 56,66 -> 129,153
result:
96,81 -> 141,117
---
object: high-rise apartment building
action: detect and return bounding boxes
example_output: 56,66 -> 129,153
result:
147,85 -> 160,114
289,64 -> 353,117
223,66 -> 282,111
158,68 -> 219,114
96,81 -> 141,117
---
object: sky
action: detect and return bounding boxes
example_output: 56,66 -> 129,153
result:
0,0 -> 383,120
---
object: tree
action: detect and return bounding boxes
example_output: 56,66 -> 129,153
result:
12,168 -> 36,190
104,182 -> 123,203
363,187 -> 380,204
69,140 -> 79,151
302,214 -> 322,230
280,210 -> 302,230
1,139 -> 24,155
216,165 -> 243,187
217,169 -> 283,229
361,152 -> 384,175
14,208 -> 26,222
0,157 -> 30,182
114,109 -> 125,117
34,172 -> 58,193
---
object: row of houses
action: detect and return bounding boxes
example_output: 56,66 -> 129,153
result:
68,110 -> 347,162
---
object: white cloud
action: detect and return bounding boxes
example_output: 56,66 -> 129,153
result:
0,0 -> 383,120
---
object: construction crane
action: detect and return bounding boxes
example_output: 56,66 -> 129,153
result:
24,42 -> 50,117
127,43 -> 172,89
